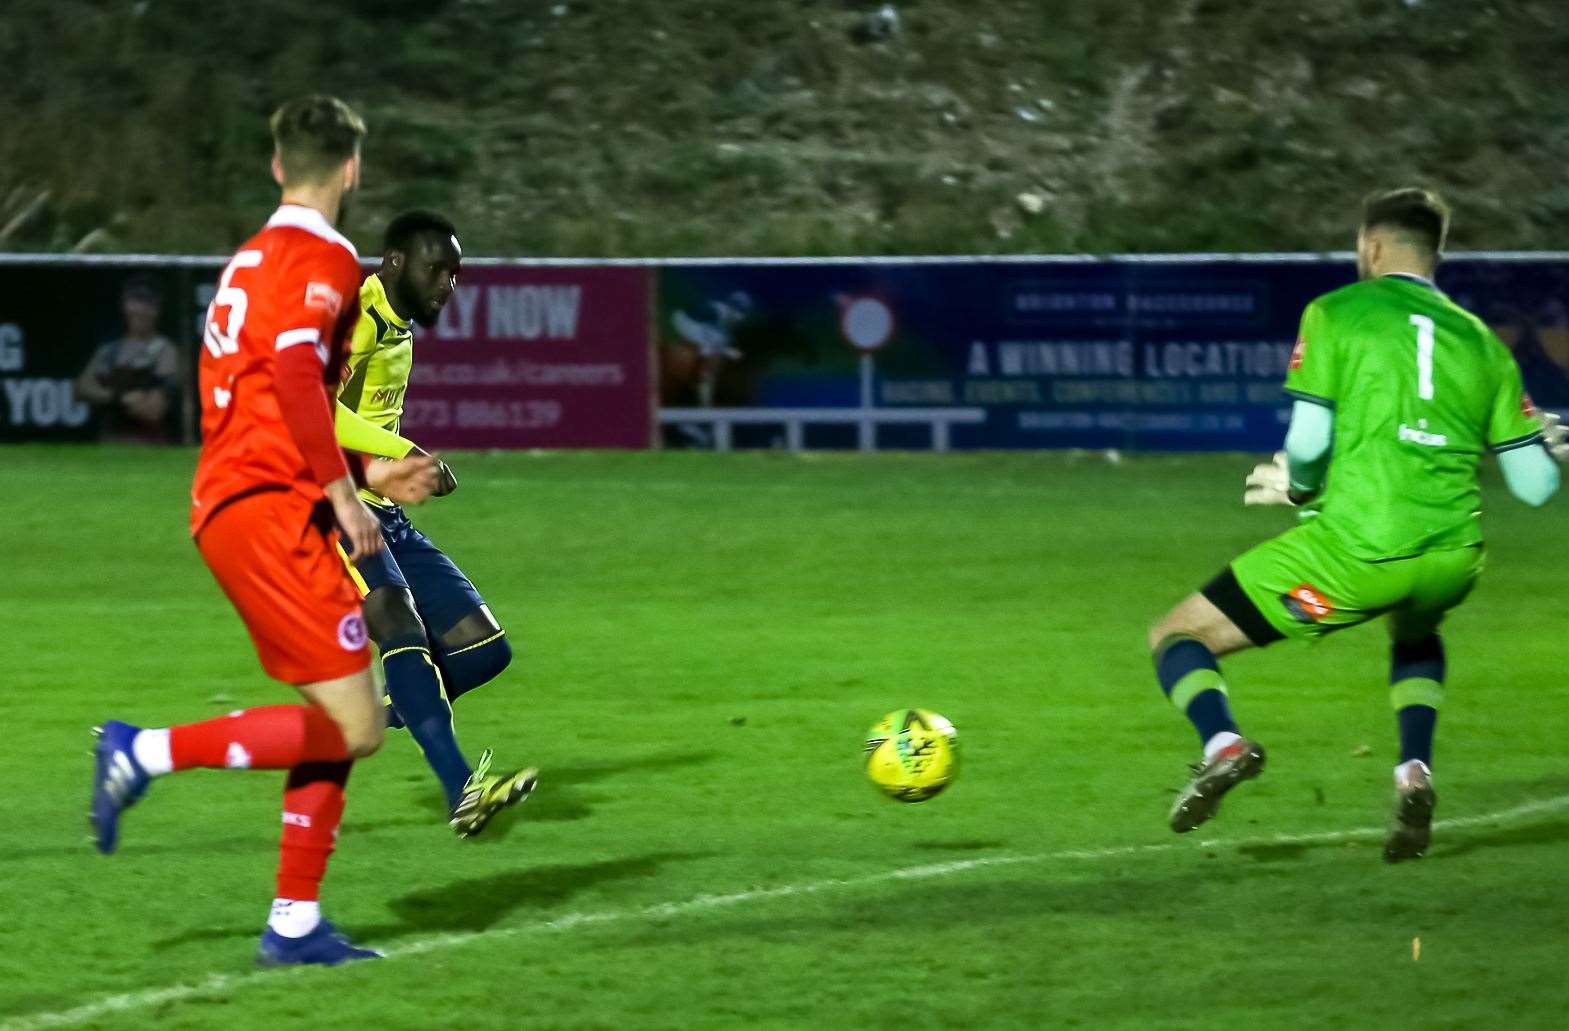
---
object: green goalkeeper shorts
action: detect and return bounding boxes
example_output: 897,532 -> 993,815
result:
1227,518 -> 1485,644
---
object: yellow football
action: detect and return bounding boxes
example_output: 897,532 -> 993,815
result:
864,708 -> 959,803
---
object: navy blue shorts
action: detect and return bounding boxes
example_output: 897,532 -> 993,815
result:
350,504 -> 486,638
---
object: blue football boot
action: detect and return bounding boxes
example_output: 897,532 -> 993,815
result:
256,920 -> 384,967
90,720 -> 151,854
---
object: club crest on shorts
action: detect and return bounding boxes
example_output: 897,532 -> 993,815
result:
337,612 -> 368,650
1280,583 -> 1333,623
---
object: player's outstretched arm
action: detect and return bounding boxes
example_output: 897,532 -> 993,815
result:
1499,442 -> 1560,507
335,400 -> 418,459
1282,400 -> 1333,503
1244,401 -> 1333,507
399,443 -> 458,497
333,406 -> 457,497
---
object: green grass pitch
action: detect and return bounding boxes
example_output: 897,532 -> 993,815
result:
4,446 -> 1568,1029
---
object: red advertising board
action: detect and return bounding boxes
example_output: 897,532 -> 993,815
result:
402,265 -> 652,448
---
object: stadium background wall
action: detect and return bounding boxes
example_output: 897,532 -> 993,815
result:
4,253 -> 1568,450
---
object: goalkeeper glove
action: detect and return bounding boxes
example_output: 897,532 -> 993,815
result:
1243,451 -> 1295,507
1542,411 -> 1569,462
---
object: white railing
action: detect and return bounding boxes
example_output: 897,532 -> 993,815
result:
660,407 -> 986,452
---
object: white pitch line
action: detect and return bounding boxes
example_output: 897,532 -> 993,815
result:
9,792 -> 1569,1031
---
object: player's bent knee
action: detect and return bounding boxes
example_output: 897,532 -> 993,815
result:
477,632 -> 513,676
362,586 -> 426,647
297,667 -> 386,757
1149,613 -> 1198,654
435,614 -> 513,696
342,719 -> 385,759
447,634 -> 511,690
438,607 -> 502,651
1150,587 -> 1258,659
1148,620 -> 1176,654
1150,618 -> 1234,658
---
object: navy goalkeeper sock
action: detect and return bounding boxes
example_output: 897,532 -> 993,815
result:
382,640 -> 471,807
1395,705 -> 1438,767
1391,636 -> 1444,766
1154,636 -> 1240,747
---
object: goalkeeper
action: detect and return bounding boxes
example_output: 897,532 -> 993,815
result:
1146,188 -> 1563,862
335,210 -> 536,838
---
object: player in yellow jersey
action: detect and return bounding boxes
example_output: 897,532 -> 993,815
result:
335,210 -> 536,837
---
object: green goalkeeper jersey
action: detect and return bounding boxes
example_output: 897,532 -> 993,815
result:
1283,273 -> 1543,560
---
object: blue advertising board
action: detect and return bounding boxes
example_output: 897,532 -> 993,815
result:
658,258 -> 1569,450
8,253 -> 1569,451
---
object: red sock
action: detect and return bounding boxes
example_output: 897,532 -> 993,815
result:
169,704 -> 349,771
277,761 -> 353,901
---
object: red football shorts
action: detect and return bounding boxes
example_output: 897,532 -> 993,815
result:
196,488 -> 371,685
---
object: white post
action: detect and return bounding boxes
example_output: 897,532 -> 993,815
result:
858,352 -> 875,451
932,420 -> 949,453
785,420 -> 804,451
714,419 -> 732,452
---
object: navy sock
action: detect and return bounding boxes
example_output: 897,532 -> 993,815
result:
382,639 -> 471,806
1155,636 -> 1239,746
1391,636 -> 1444,766
437,632 -> 513,705
384,697 -> 405,730
1185,690 -> 1239,746
1396,706 -> 1438,766
1391,635 -> 1445,683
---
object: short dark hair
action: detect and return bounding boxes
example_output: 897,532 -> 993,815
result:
1361,187 -> 1450,256
383,209 -> 459,253
122,273 -> 161,303
269,95 -> 366,185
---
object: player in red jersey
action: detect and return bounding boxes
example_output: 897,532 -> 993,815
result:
88,95 -> 440,967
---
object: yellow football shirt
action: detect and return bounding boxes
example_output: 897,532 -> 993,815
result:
336,274 -> 419,503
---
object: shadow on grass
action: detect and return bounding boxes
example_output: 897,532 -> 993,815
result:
908,840 -> 1009,853
1434,818 -> 1569,860
362,850 -> 713,941
1214,778 -> 1569,864
352,750 -> 720,837
20,752 -> 720,861
3,835 -> 273,862
592,821 -> 1569,953
151,850 -> 710,949
1233,816 -> 1569,864
1235,842 -> 1319,863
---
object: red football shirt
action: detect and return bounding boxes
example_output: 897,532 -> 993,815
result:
191,205 -> 364,536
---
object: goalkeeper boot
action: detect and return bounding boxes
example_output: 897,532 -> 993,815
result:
1383,761 -> 1436,864
450,749 -> 538,838
1169,737 -> 1266,833
257,920 -> 383,967
89,720 -> 152,855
